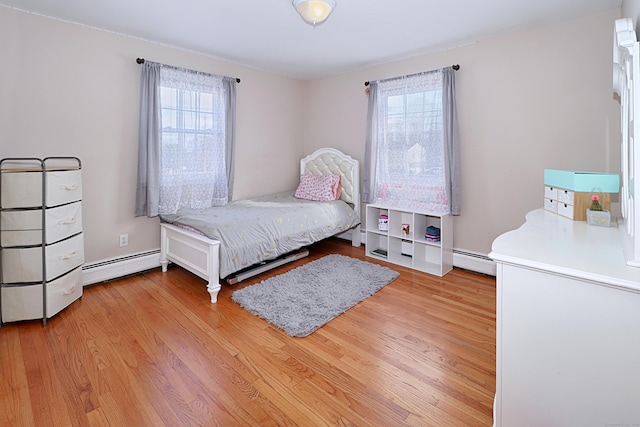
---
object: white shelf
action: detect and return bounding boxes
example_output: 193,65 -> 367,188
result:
365,204 -> 453,277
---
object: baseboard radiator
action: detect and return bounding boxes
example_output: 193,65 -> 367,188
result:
452,249 -> 496,276
82,249 -> 161,286
82,232 -> 496,287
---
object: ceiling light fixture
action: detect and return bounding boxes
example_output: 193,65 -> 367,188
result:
292,0 -> 336,27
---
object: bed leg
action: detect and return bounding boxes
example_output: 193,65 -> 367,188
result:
351,225 -> 362,247
160,224 -> 169,272
207,281 -> 222,303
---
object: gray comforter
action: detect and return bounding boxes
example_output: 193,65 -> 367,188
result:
160,191 -> 360,278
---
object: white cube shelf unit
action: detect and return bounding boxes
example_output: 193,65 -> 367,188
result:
365,204 -> 453,276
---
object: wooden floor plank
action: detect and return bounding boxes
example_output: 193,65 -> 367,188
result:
0,327 -> 34,427
0,237 -> 496,426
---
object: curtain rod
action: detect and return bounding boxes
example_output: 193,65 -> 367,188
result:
136,58 -> 241,84
364,64 -> 459,86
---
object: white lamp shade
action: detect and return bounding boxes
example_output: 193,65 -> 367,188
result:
293,0 -> 336,26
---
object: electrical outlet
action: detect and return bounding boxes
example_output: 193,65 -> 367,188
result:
119,234 -> 128,247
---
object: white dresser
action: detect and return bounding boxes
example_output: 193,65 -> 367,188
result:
0,157 -> 84,325
490,209 -> 640,426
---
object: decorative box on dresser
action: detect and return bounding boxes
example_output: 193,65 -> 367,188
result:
0,157 -> 84,325
365,204 -> 452,276
542,169 -> 618,221
489,209 -> 640,426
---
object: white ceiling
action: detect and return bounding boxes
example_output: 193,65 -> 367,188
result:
2,0 -> 621,80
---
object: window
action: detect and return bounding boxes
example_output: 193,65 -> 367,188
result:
135,61 -> 236,218
365,68 -> 459,214
158,66 -> 228,214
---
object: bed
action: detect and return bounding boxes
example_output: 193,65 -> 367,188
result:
158,147 -> 361,302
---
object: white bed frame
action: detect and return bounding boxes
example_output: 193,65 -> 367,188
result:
159,147 -> 361,303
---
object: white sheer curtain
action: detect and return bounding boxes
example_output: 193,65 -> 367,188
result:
135,61 -> 236,217
364,67 -> 459,215
158,66 -> 228,214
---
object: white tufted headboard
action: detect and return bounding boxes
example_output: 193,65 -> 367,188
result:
300,148 -> 361,246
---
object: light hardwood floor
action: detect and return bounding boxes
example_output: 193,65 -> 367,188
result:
0,238 -> 496,427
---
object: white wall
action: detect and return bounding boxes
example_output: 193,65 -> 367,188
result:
303,8 -> 621,255
0,5 -> 623,266
0,6 -> 305,264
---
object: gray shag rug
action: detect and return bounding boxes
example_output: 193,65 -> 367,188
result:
231,254 -> 399,337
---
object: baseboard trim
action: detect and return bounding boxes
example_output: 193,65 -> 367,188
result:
82,249 -> 161,286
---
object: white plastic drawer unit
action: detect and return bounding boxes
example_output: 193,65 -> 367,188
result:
1,201 -> 82,246
1,266 -> 83,322
543,186 -> 577,219
1,157 -> 83,324
556,189 -> 574,204
544,186 -> 558,200
557,202 -> 574,218
1,169 -> 82,208
543,198 -> 557,213
1,233 -> 84,283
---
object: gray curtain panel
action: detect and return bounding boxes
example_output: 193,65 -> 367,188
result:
135,61 -> 161,217
362,81 -> 378,204
443,67 -> 460,216
223,77 -> 237,202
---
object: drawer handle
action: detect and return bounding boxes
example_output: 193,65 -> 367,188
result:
62,184 -> 78,191
59,217 -> 76,225
60,250 -> 78,260
61,284 -> 76,295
